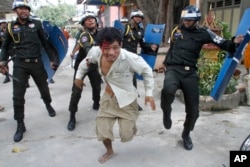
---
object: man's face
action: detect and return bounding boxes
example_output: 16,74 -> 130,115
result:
84,17 -> 96,29
101,41 -> 121,62
132,16 -> 143,24
15,6 -> 30,20
0,22 -> 7,31
182,19 -> 196,28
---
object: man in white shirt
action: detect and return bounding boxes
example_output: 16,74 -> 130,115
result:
75,27 -> 156,164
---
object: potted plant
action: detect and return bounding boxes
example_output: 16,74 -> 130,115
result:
197,50 -> 240,111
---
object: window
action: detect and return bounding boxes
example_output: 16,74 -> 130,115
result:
216,0 -> 223,8
209,0 -> 241,9
225,0 -> 232,6
234,0 -> 241,5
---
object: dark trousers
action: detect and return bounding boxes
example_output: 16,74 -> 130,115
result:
12,58 -> 52,121
68,64 -> 101,113
160,67 -> 199,131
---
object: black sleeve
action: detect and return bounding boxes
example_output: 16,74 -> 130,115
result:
205,28 -> 237,54
0,23 -> 12,61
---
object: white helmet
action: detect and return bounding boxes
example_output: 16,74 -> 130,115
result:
120,17 -> 128,23
80,11 -> 97,25
12,0 -> 31,11
0,19 -> 8,24
130,9 -> 144,19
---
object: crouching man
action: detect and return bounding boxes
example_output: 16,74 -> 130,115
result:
75,27 -> 156,164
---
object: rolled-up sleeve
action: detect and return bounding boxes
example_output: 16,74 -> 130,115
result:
75,46 -> 101,79
128,52 -> 154,97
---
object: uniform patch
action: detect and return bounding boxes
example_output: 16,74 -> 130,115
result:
29,23 -> 35,28
13,24 -> 21,33
81,36 -> 88,43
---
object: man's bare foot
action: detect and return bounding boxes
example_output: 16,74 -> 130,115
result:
98,151 -> 114,164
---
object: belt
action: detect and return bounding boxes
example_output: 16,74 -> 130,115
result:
168,65 -> 197,71
19,58 -> 39,63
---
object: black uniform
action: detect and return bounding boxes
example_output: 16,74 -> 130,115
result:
161,25 -> 237,131
0,18 -> 56,121
68,29 -> 101,113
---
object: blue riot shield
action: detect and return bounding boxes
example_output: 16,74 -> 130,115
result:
137,24 -> 165,80
41,21 -> 68,81
211,28 -> 250,101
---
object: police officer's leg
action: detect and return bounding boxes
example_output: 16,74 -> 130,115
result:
180,72 -> 199,150
87,68 -> 101,110
31,62 -> 56,117
12,65 -> 28,142
67,69 -> 84,131
161,70 -> 179,129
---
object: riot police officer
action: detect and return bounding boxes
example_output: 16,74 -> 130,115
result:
0,0 -> 57,142
157,5 -> 244,150
120,17 -> 128,26
122,9 -> 158,111
67,11 -> 101,131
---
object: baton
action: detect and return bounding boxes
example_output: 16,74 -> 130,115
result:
2,55 -> 20,82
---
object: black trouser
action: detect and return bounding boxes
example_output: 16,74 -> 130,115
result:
160,67 -> 199,131
12,58 -> 52,121
68,63 -> 101,113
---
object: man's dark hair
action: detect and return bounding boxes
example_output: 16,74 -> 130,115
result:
97,27 -> 122,47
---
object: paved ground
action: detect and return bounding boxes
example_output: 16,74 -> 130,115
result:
0,38 -> 250,167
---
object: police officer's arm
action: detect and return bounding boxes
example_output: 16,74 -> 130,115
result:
0,27 -> 12,74
140,39 -> 158,55
79,32 -> 92,53
75,46 -> 100,89
76,32 -> 93,63
0,26 -> 12,61
70,43 -> 80,58
206,28 -> 243,55
36,21 -> 57,67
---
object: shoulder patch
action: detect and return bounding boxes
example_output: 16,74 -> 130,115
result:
81,36 -> 88,43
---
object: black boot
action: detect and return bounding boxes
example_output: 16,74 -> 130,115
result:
14,121 -> 26,142
182,129 -> 193,150
92,101 -> 99,110
163,111 -> 172,129
3,75 -> 10,83
138,104 -> 143,111
46,104 -> 56,117
26,81 -> 30,88
67,112 -> 76,131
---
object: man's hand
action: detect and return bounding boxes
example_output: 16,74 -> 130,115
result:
151,44 -> 158,51
234,35 -> 244,44
155,63 -> 166,73
0,61 -> 8,75
50,62 -> 58,70
74,79 -> 85,89
145,96 -> 156,111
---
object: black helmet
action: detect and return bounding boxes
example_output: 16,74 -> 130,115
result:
130,9 -> 144,20
181,5 -> 201,21
12,0 -> 31,11
80,11 -> 97,25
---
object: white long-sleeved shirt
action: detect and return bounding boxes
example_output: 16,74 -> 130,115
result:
76,46 -> 154,108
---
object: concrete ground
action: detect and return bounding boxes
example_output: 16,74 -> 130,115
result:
0,38 -> 250,167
